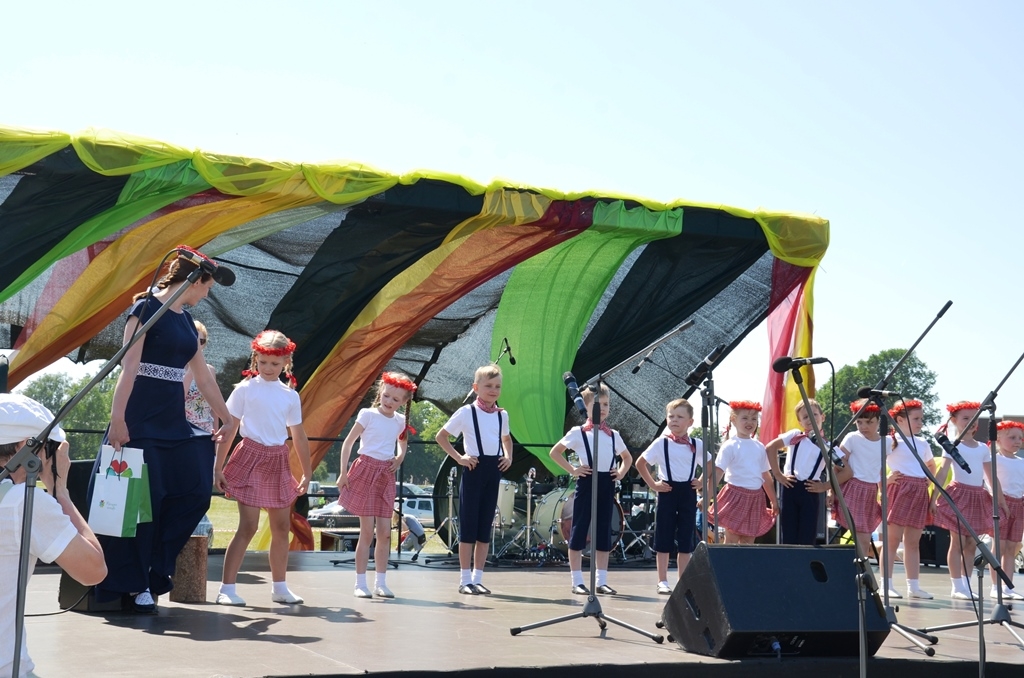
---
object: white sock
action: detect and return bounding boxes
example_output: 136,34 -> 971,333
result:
907,578 -> 922,592
375,571 -> 387,588
571,570 -> 584,586
355,573 -> 368,590
596,569 -> 608,586
471,569 -> 482,585
953,576 -> 969,593
272,581 -> 290,595
460,569 -> 472,586
882,578 -> 894,591
659,580 -> 670,588
219,583 -> 236,596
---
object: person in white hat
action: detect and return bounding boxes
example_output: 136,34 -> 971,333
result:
1,393 -> 106,678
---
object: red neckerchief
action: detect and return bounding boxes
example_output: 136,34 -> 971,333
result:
582,420 -> 613,437
475,399 -> 504,414
666,432 -> 695,452
791,431 -> 815,446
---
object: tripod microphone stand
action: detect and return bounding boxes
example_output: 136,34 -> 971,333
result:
422,466 -> 460,563
511,373 -> 664,643
915,349 -> 1024,665
496,467 -> 549,560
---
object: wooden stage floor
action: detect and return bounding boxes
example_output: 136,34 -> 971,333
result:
22,550 -> 1024,677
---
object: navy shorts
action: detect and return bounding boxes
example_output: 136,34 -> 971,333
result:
780,481 -> 821,545
653,481 -> 698,554
459,455 -> 501,543
569,472 -> 615,552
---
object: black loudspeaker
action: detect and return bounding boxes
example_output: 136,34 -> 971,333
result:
662,543 -> 890,658
919,525 -> 950,567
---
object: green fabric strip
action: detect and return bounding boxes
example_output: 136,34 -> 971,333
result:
493,201 -> 682,474
0,160 -> 209,304
0,128 -> 70,177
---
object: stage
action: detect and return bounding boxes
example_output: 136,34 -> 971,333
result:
23,551 -> 1024,677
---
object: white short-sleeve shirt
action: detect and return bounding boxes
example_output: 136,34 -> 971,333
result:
1,482 -> 78,677
354,407 -> 406,461
226,375 -> 303,446
640,433 -> 703,483
779,428 -> 832,481
442,404 -> 510,457
943,440 -> 990,487
559,426 -> 628,472
716,437 -> 770,490
887,435 -> 933,478
839,431 -> 884,484
995,454 -> 1024,499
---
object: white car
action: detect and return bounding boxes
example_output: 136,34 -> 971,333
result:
396,496 -> 434,527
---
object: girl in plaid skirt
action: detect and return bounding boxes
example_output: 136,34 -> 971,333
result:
215,331 -> 312,607
712,401 -> 778,544
881,399 -> 936,600
339,372 -> 416,599
834,399 -> 884,557
992,421 -> 1024,600
931,401 -> 1006,600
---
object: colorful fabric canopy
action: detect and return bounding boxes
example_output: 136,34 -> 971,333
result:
0,125 -> 829,477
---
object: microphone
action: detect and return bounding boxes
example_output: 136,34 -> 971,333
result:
856,386 -> 901,399
563,372 -> 588,418
772,356 -> 829,373
934,432 -> 972,473
503,338 -> 517,366
684,344 -> 726,387
631,348 -> 656,374
176,247 -> 236,287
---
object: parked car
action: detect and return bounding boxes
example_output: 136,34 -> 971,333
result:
308,484 -> 340,507
396,496 -> 434,527
307,501 -> 359,529
395,482 -> 426,498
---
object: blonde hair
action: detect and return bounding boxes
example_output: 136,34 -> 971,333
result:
474,363 -> 502,384
795,398 -> 822,418
666,398 -> 693,418
372,371 -> 415,411
194,320 -> 208,342
242,330 -> 296,388
580,383 -> 610,406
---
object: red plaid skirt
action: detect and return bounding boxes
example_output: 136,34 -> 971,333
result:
933,482 -> 994,536
1000,496 -> 1024,543
339,455 -> 395,518
886,476 -> 932,530
834,478 -> 882,533
712,484 -> 775,537
223,438 -> 299,509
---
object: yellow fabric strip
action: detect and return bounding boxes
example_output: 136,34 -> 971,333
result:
10,174 -> 322,376
71,128 -> 191,176
0,126 -> 71,177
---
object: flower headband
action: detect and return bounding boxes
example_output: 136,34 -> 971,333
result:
888,399 -> 923,418
850,401 -> 881,415
252,331 -> 296,356
729,400 -> 762,412
381,372 -> 417,393
946,401 -> 981,415
997,420 -> 1024,432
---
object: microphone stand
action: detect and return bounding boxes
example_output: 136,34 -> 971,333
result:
787,365 -> 888,676
915,349 -> 1024,665
826,302 -> 954,657
511,373 -> 664,643
0,266 -> 206,677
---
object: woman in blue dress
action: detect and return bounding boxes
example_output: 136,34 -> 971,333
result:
93,249 -> 233,612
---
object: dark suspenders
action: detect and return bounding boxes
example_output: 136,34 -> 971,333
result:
581,429 -> 618,472
662,438 -> 697,483
469,405 -> 503,457
790,437 -> 823,481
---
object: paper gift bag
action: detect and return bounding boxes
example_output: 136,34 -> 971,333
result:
88,472 -> 143,537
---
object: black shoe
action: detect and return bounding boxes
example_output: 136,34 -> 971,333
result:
131,591 -> 157,614
572,584 -> 590,595
458,584 -> 478,595
595,584 -> 617,595
471,583 -> 491,595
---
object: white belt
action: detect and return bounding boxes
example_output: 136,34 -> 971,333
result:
138,362 -> 186,381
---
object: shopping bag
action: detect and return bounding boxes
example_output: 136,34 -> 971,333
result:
137,462 -> 153,524
88,472 -> 143,537
99,445 -> 144,479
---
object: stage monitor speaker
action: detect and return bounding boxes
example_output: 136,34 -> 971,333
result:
662,543 -> 889,658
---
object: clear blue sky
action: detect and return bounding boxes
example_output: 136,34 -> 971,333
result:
4,1 -> 1024,417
